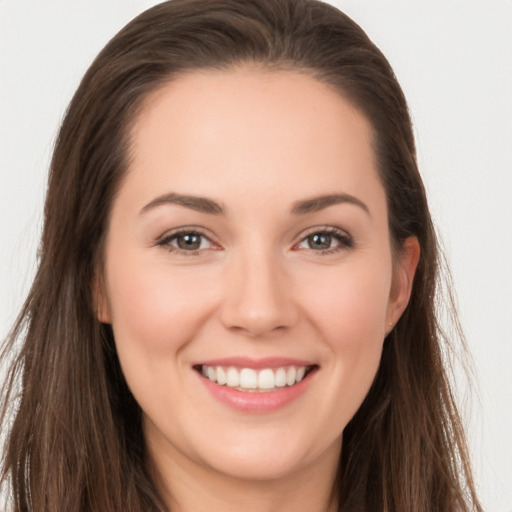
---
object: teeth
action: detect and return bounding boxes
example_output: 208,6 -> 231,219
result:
275,367 -> 287,387
200,365 -> 311,391
240,368 -> 258,389
226,367 -> 240,387
216,367 -> 227,385
207,366 -> 216,382
258,369 -> 275,389
286,366 -> 296,386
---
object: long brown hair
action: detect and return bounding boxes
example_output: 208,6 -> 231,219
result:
1,1 -> 482,510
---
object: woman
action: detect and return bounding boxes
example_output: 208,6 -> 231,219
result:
0,0 -> 482,510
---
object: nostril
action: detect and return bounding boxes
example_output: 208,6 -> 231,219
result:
218,270 -> 299,336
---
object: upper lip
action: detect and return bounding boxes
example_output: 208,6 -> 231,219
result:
193,357 -> 316,369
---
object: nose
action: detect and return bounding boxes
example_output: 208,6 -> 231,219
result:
219,247 -> 299,337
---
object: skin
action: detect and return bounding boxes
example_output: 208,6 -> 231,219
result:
96,67 -> 419,512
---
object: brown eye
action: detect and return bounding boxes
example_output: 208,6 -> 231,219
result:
307,233 -> 332,250
176,233 -> 203,250
296,229 -> 353,253
159,231 -> 214,253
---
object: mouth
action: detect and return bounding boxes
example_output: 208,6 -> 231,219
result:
193,364 -> 318,393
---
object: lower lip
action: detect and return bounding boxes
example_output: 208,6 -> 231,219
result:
197,371 -> 314,413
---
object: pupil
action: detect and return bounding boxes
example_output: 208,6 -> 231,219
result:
309,233 -> 331,250
178,234 -> 201,250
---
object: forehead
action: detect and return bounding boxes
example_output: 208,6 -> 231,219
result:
124,67 -> 384,215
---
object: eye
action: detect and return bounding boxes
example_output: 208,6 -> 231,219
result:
296,228 -> 353,254
157,229 -> 216,253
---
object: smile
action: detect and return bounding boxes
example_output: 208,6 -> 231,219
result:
193,358 -> 318,412
197,364 -> 313,392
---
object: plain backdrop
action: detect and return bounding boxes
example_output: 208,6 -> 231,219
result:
1,0 -> 511,510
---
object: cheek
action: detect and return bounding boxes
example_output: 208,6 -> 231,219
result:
299,260 -> 391,418
105,255 -> 216,357
304,260 -> 391,345
103,255 -> 220,428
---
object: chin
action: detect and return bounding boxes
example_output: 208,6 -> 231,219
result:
191,424 -> 341,482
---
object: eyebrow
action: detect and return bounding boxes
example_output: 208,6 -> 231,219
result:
140,191 -> 370,217
140,192 -> 224,215
291,193 -> 370,216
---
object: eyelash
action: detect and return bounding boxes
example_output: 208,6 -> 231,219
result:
156,226 -> 353,255
156,227 -> 217,255
294,227 -> 354,255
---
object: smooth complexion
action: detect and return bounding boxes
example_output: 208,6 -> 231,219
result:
96,68 -> 419,512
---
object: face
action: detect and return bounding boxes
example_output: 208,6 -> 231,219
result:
97,68 -> 417,485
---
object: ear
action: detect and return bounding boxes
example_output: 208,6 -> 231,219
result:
387,236 -> 420,329
92,269 -> 112,324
